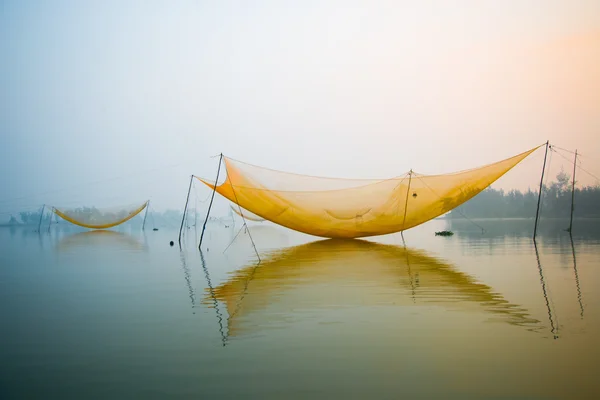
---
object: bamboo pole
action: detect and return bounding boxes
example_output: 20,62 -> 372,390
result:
37,204 -> 45,232
179,176 -> 194,245
142,201 -> 150,231
199,154 -> 223,249
401,170 -> 413,231
568,150 -> 577,233
533,141 -> 549,240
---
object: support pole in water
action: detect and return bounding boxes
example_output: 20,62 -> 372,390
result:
179,175 -> 194,245
401,170 -> 413,233
47,208 -> 54,233
568,150 -> 578,234
142,201 -> 150,231
37,204 -> 45,232
199,154 -> 223,250
533,141 -> 549,240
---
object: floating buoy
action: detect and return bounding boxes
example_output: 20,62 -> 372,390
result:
170,241 -> 174,246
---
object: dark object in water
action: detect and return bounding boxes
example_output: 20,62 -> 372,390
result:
170,241 -> 174,246
435,230 -> 454,236
153,228 -> 159,231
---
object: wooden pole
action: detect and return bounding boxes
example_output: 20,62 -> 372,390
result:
533,141 -> 549,240
142,201 -> 150,231
199,154 -> 223,249
47,208 -> 54,233
179,175 -> 194,245
37,204 -> 45,232
401,170 -> 413,231
568,150 -> 577,233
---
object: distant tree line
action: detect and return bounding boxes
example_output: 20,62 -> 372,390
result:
5,172 -> 598,226
6,208 -> 233,228
448,172 -> 600,219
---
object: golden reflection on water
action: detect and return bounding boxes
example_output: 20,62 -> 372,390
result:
202,239 -> 542,340
55,230 -> 146,253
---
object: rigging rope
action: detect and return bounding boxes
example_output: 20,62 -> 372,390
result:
550,145 -> 580,156
413,172 -> 487,234
551,147 -> 600,184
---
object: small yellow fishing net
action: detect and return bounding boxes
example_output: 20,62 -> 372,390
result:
53,201 -> 148,229
198,146 -> 540,238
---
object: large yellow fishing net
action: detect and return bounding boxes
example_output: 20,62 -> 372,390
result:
53,201 -> 148,229
198,146 -> 540,238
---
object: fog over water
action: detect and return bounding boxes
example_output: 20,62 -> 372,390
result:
1,1 -> 599,219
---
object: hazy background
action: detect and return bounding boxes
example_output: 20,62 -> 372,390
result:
1,0 -> 599,219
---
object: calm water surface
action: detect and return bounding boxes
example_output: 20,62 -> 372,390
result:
1,218 -> 599,399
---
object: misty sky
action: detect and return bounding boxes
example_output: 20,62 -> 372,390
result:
1,0 -> 599,219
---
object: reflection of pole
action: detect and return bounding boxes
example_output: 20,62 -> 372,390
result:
179,250 -> 197,310
199,250 -> 227,346
199,154 -> 223,250
568,150 -> 577,233
142,201 -> 150,231
37,204 -> 45,232
569,234 -> 584,318
403,243 -> 416,304
533,141 -> 549,240
534,241 -> 558,339
179,176 -> 194,245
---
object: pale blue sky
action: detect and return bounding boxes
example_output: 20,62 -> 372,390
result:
1,1 -> 599,218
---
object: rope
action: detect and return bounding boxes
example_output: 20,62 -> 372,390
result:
577,164 -> 600,184
551,147 -> 600,184
412,173 -> 486,234
225,163 -> 261,263
551,147 -> 575,164
223,225 -> 246,254
550,145 -> 580,156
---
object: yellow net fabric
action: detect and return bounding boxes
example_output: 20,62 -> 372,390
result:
198,146 -> 540,239
53,201 -> 148,229
230,204 -> 265,222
